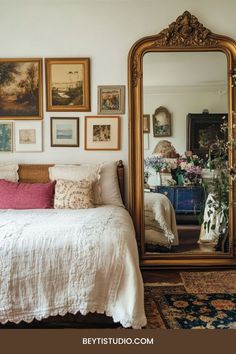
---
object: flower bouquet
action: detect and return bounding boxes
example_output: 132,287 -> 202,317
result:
144,156 -> 171,187
144,156 -> 170,173
171,151 -> 203,185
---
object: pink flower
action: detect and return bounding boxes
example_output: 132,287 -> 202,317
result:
185,150 -> 193,157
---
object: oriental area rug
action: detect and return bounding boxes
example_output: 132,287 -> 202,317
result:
144,271 -> 236,329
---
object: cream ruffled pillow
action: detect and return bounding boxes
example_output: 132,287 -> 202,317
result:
49,164 -> 101,204
49,162 -> 124,207
54,179 -> 94,209
0,163 -> 19,182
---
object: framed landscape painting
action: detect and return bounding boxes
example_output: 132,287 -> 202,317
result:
45,58 -> 90,112
0,58 -> 43,119
15,121 -> 42,152
51,117 -> 79,147
0,122 -> 13,152
85,116 -> 120,150
97,85 -> 125,114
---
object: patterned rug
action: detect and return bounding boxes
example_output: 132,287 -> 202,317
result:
144,286 -> 236,329
180,271 -> 236,293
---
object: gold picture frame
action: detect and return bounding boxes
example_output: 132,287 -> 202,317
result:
85,116 -> 120,150
45,58 -> 90,112
0,58 -> 43,120
143,114 -> 150,133
97,85 -> 125,114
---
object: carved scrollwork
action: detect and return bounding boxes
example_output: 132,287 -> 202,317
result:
232,61 -> 236,87
131,55 -> 142,87
155,11 -> 218,47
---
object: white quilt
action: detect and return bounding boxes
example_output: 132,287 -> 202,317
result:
144,192 -> 179,247
0,206 -> 146,329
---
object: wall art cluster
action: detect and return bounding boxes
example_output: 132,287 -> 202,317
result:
0,58 -> 125,151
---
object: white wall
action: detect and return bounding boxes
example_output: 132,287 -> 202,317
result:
144,88 -> 227,157
0,0 -> 236,197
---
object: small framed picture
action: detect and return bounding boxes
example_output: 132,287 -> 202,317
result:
152,106 -> 171,137
45,58 -> 90,112
0,122 -> 13,152
97,85 -> 125,114
0,58 -> 43,120
51,117 -> 79,147
143,114 -> 150,133
85,116 -> 120,150
15,121 -> 42,152
144,133 -> 149,150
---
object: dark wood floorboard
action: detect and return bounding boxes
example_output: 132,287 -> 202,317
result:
142,270 -> 182,284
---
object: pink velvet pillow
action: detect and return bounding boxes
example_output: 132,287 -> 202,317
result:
0,180 -> 55,209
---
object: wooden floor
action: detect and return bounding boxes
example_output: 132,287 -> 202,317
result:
142,269 -> 182,284
146,224 -> 215,254
172,225 -> 215,253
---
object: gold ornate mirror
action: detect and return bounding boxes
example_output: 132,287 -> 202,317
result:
128,11 -> 236,268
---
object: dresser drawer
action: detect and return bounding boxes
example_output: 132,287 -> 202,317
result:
175,187 -> 203,214
153,185 -> 204,214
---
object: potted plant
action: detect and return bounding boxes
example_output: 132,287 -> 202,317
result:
200,118 -> 235,250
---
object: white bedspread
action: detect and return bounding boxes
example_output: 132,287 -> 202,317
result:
144,192 -> 179,247
0,206 -> 146,328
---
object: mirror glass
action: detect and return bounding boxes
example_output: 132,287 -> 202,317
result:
143,51 -> 229,254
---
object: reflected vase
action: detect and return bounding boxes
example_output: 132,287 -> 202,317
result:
177,174 -> 184,185
156,172 -> 162,186
147,172 -> 162,187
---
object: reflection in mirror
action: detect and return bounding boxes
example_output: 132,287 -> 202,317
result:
143,51 -> 229,254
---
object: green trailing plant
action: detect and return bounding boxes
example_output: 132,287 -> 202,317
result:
202,117 -> 235,235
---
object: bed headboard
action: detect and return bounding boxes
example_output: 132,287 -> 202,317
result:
18,160 -> 125,202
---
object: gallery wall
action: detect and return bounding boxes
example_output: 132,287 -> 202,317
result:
0,0 -> 236,200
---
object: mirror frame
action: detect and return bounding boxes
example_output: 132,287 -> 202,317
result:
128,11 -> 236,268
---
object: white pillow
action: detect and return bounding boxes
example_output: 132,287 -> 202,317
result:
49,164 -> 100,182
0,163 -> 19,182
49,162 -> 124,207
49,164 -> 102,204
98,161 -> 124,207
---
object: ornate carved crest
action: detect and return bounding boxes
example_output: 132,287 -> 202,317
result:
155,11 -> 218,47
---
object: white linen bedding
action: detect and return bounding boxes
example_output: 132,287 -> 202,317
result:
0,206 -> 146,329
144,192 -> 179,247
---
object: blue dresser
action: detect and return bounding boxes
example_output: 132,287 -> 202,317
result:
153,185 -> 204,214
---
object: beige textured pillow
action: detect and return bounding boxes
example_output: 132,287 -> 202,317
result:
54,179 -> 94,209
49,164 -> 102,204
97,161 -> 124,207
0,163 -> 19,182
49,162 -> 124,207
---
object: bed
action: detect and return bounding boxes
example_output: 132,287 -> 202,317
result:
0,162 -> 146,329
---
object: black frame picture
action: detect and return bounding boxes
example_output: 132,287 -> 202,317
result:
50,117 -> 79,147
186,113 -> 227,158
